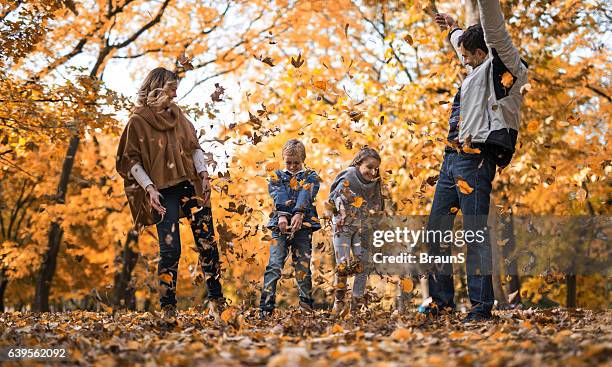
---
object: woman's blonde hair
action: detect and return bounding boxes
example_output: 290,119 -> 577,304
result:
137,67 -> 178,107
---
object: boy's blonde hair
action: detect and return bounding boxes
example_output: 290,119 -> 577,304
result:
282,139 -> 306,162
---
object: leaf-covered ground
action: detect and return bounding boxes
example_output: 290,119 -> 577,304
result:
1,308 -> 610,366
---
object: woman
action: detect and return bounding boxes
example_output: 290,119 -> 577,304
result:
116,67 -> 224,320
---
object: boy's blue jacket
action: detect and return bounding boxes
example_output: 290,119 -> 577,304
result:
267,168 -> 321,231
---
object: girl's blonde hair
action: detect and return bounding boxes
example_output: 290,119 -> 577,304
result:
282,139 -> 306,162
350,146 -> 381,167
137,67 -> 178,107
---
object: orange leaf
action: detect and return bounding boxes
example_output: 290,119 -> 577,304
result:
400,278 -> 414,293
527,120 -> 539,133
159,273 -> 172,284
351,196 -> 364,208
462,145 -> 481,154
455,177 -> 473,195
290,177 -> 299,190
313,80 -> 327,90
501,72 -> 514,88
391,327 -> 412,341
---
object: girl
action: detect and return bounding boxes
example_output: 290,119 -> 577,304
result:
116,67 -> 224,321
328,147 -> 384,315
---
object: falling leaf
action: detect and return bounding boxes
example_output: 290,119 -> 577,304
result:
351,196 -> 364,208
501,72 -> 514,88
343,180 -> 350,187
404,34 -> 414,46
455,176 -> 473,195
291,53 -> 305,68
462,145 -> 481,154
426,175 -> 439,186
255,54 -> 275,67
290,177 -> 299,190
159,273 -> 172,284
178,53 -> 194,70
210,83 -> 225,102
450,207 -> 459,214
313,80 -> 327,90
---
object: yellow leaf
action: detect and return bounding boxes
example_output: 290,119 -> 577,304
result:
351,196 -> 364,208
269,172 -> 279,182
450,207 -> 459,214
331,324 -> 344,333
456,177 -> 473,195
501,72 -> 514,88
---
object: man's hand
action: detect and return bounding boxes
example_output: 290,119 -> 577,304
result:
278,215 -> 289,233
200,171 -> 211,205
146,185 -> 166,217
435,13 -> 457,31
290,212 -> 304,232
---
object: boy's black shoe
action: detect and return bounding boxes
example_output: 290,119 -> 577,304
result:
461,312 -> 492,324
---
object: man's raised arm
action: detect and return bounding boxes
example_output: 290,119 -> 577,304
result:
478,0 -> 524,76
434,13 -> 470,70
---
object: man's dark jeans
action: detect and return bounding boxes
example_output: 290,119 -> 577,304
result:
427,150 -> 496,316
260,228 -> 313,312
155,181 -> 223,308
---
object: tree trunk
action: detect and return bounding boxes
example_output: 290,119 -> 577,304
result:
464,0 -> 479,26
113,229 -> 139,311
566,275 -> 577,308
0,268 -> 8,312
34,135 -> 80,312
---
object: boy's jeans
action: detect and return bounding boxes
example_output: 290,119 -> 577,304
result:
427,151 -> 496,316
260,228 -> 313,312
155,181 -> 223,308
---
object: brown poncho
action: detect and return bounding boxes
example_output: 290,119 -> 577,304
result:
116,103 -> 206,229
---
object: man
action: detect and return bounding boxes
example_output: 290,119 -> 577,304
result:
421,0 -> 528,323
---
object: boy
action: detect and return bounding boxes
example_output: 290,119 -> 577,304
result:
259,139 -> 321,318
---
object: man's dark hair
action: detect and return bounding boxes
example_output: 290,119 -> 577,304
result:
458,24 -> 488,54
